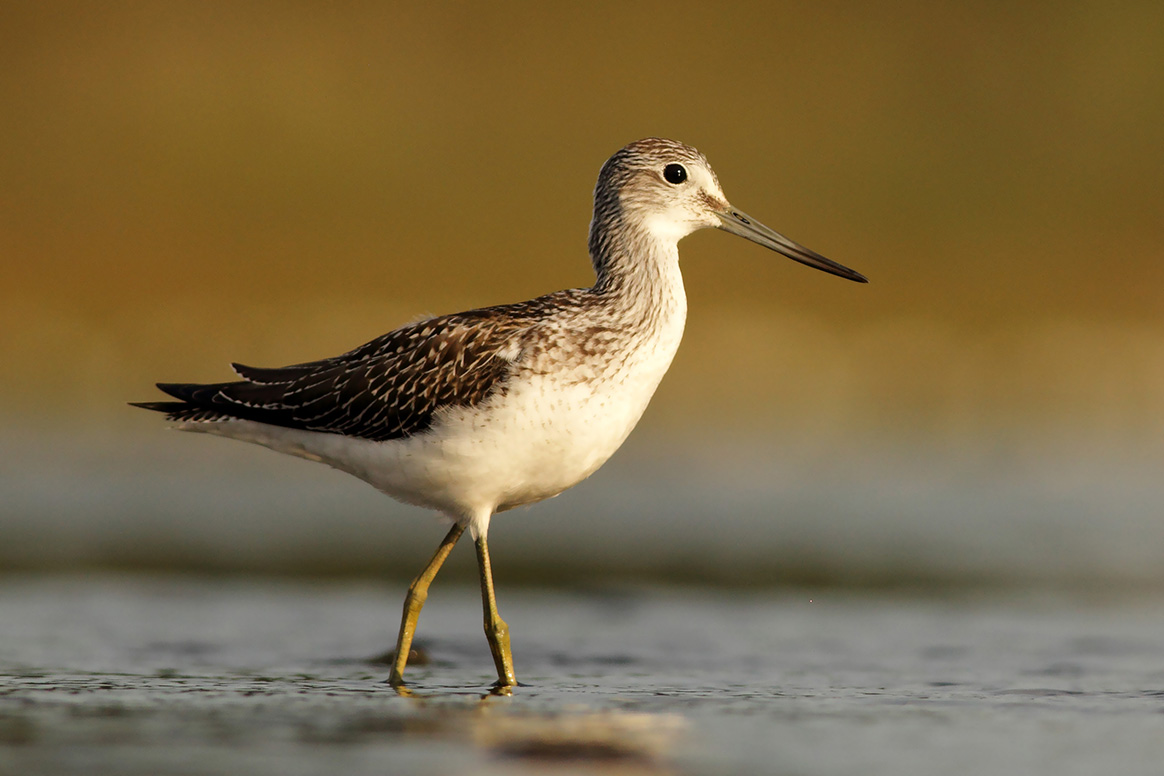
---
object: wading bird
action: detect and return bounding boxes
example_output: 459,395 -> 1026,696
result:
134,138 -> 867,688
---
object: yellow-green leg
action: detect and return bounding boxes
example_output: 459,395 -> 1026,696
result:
388,523 -> 465,687
475,534 -> 517,687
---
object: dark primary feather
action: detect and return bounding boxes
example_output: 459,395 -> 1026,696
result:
131,298 -> 571,441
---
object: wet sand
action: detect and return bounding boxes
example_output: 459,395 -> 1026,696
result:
2,575 -> 1163,775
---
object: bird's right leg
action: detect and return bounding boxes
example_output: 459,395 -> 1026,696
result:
388,522 -> 465,687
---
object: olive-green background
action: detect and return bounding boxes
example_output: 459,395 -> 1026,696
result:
3,2 -> 1163,583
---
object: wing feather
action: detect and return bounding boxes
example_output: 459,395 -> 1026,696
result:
137,308 -> 536,441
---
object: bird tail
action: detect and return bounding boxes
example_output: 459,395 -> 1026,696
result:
129,383 -> 236,423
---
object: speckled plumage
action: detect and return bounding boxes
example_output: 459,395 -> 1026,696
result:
138,297 -> 573,442
133,138 -> 865,688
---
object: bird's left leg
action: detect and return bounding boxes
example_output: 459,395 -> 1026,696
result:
474,532 -> 517,687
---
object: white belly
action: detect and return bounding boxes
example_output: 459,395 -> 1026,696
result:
398,366 -> 666,513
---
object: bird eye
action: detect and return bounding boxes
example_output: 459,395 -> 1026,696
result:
663,164 -> 687,185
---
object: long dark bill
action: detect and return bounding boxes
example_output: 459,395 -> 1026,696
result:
716,208 -> 868,283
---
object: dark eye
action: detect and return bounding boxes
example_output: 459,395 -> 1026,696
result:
663,163 -> 687,185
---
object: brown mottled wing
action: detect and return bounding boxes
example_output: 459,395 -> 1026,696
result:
133,309 -> 532,442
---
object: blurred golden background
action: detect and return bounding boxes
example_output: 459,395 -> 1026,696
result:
2,2 -> 1163,584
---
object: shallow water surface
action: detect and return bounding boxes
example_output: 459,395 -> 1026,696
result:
2,576 -> 1163,775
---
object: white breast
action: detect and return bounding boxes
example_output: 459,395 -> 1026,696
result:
351,291 -> 687,529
